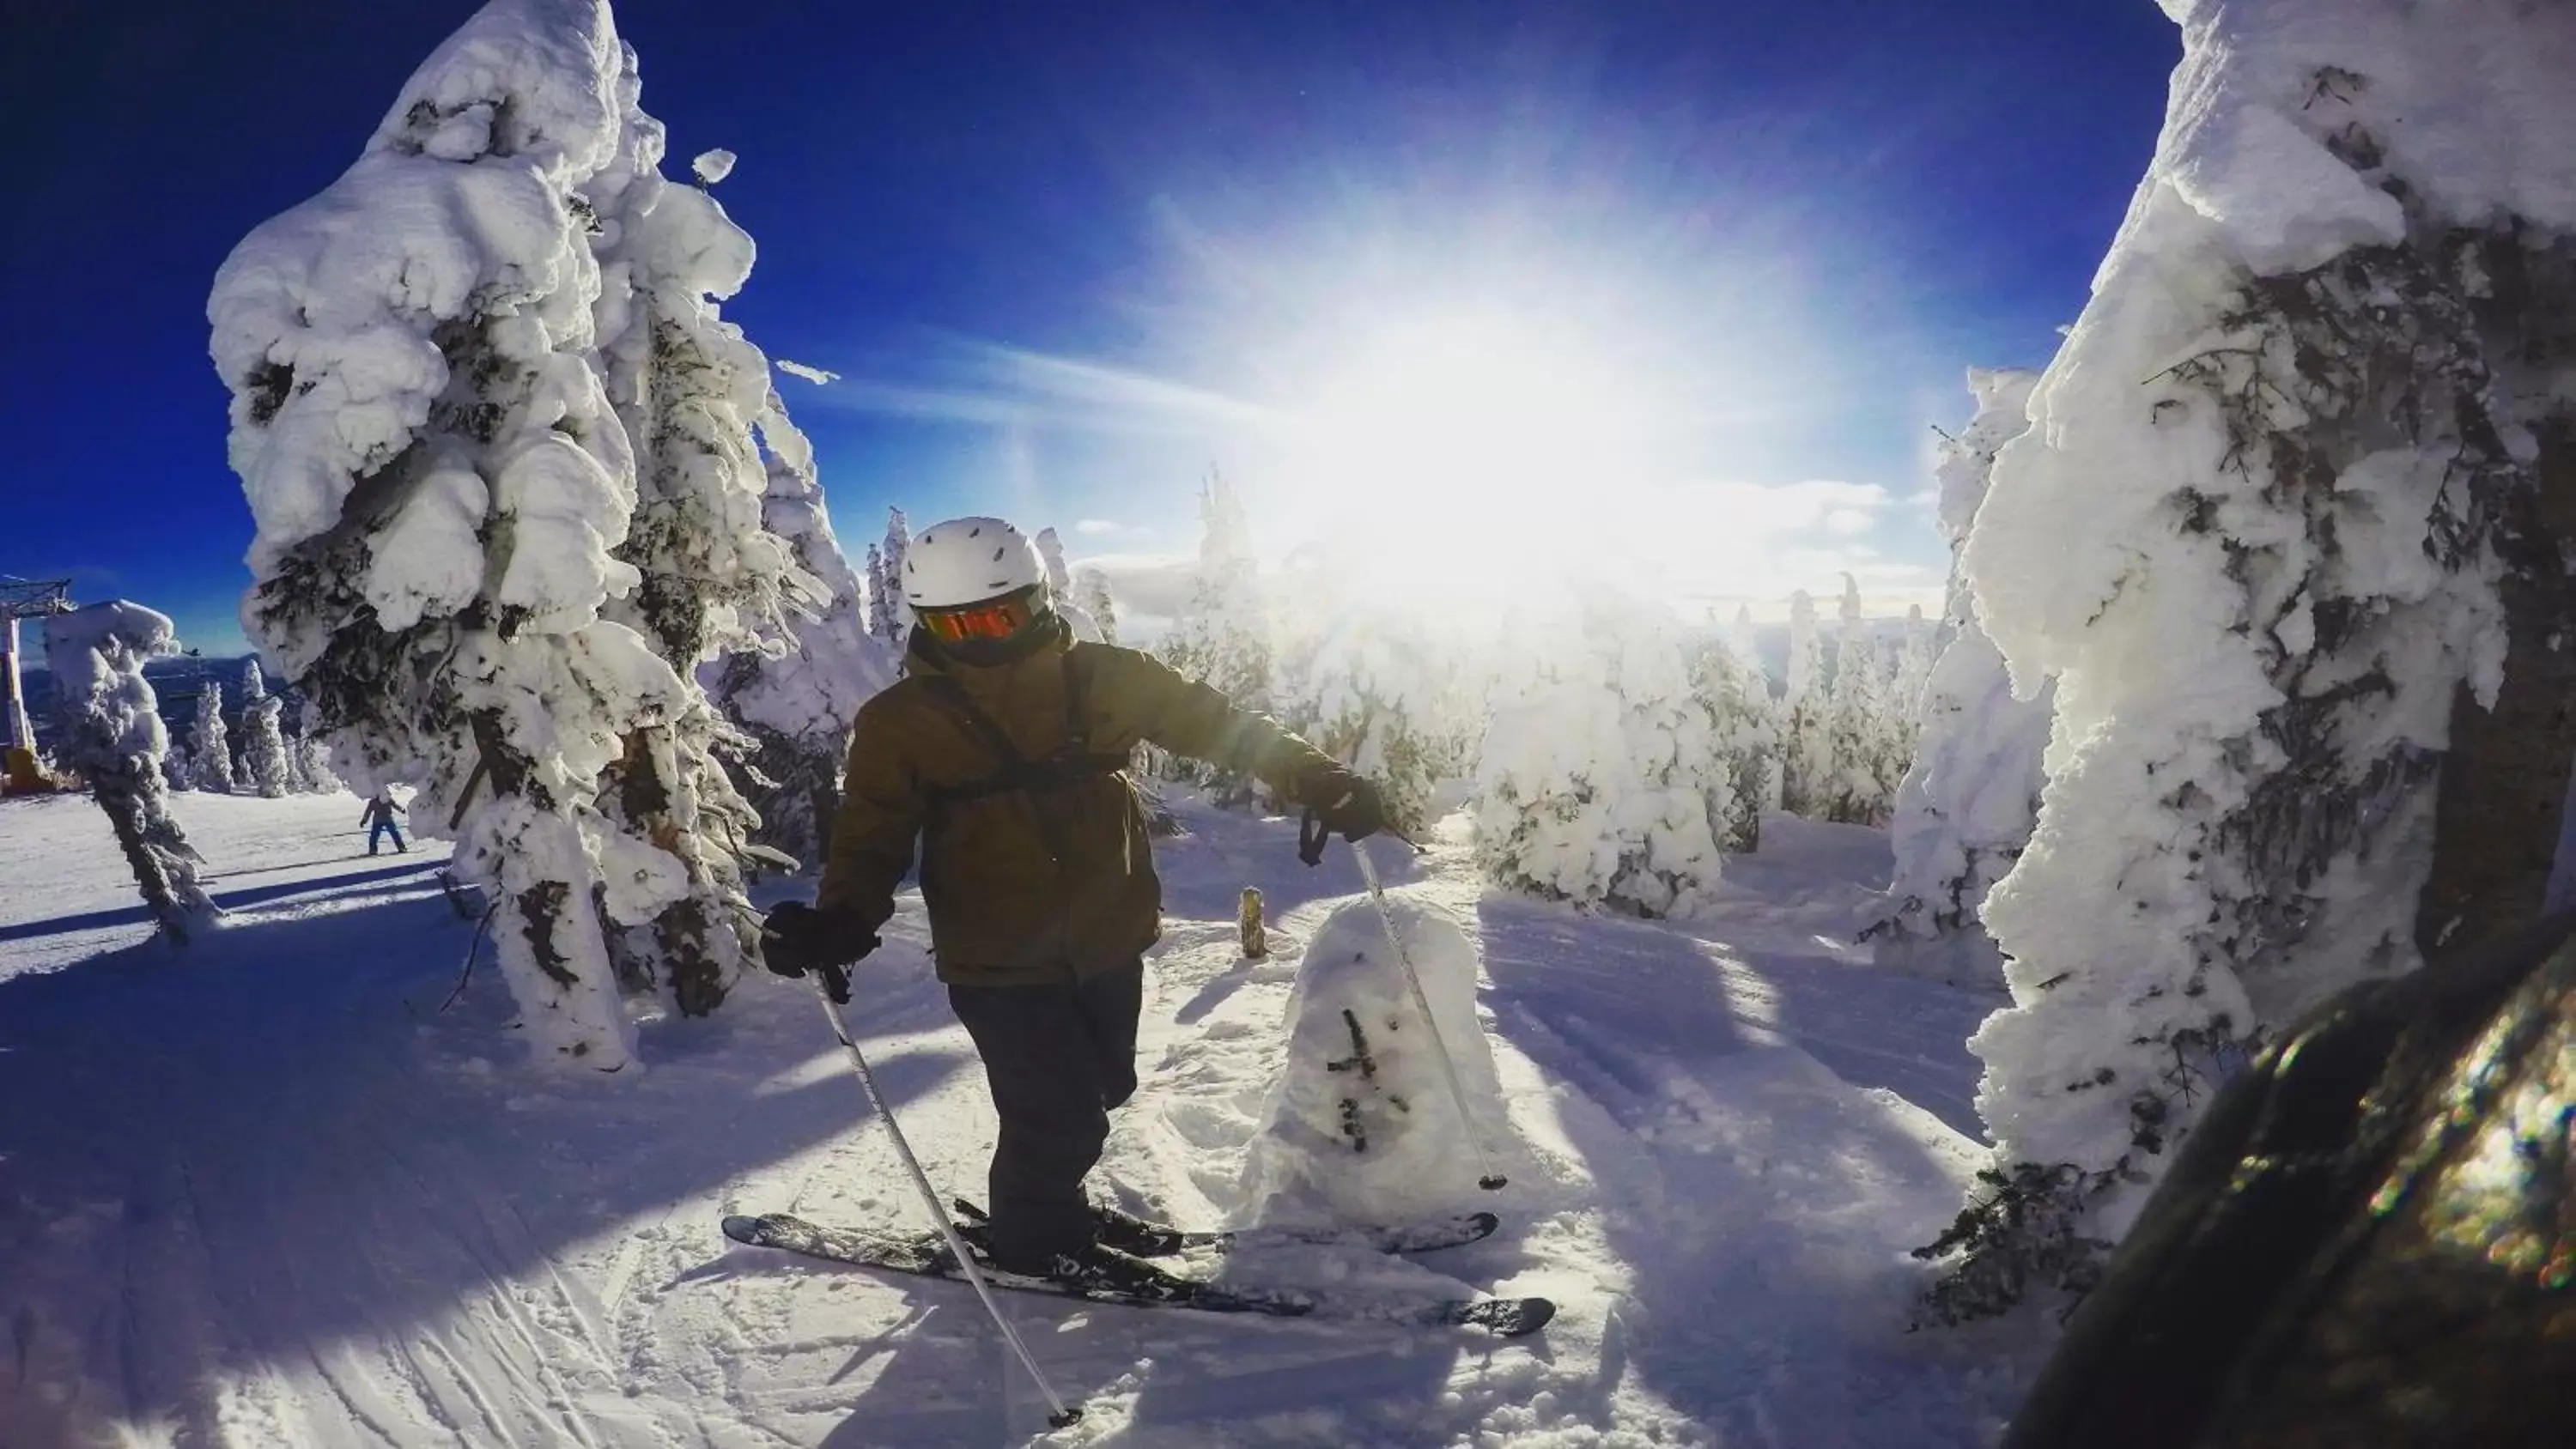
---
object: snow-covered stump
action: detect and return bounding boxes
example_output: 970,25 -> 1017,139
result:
43,602 -> 216,942
1242,897 -> 1511,1227
1919,0 -> 2576,1325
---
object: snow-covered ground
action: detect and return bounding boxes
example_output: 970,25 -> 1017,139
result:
0,790 -> 2021,1446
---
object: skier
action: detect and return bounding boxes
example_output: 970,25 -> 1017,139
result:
760,516 -> 1386,1290
360,791 -> 407,855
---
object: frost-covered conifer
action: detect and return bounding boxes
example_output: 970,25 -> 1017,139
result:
1777,590 -> 1831,815
705,391 -> 896,866
873,508 -> 913,646
46,603 -> 216,941
241,693 -> 294,797
1688,633 -> 1777,852
1820,576 -> 1900,826
1917,0 -> 2576,1325
1475,585 -> 1728,917
584,62 -> 826,1015
1873,369 -> 2053,989
209,0 -> 758,1070
297,733 -> 345,794
1073,566 -> 1120,645
1159,471 -> 1273,802
192,682 -> 235,793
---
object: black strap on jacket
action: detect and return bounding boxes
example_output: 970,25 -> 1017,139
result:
917,653 -> 1130,825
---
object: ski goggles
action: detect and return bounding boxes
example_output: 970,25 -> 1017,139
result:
919,590 -> 1041,643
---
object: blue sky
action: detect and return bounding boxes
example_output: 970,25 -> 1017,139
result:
2,0 -> 2177,652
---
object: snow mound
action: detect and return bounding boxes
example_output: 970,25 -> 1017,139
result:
1241,894 -> 1512,1227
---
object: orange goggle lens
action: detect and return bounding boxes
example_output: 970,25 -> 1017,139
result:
920,597 -> 1036,642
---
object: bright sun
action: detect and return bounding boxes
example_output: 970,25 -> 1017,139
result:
1283,312 -> 1668,602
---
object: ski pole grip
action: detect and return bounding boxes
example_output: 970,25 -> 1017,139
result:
1298,808 -> 1329,868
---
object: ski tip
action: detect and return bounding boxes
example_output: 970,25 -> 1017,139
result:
720,1214 -> 767,1243
1048,1407 -> 1083,1428
1467,1210 -> 1501,1235
1507,1297 -> 1558,1337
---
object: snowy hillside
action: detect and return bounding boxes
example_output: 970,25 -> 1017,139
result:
0,791 -> 2017,1446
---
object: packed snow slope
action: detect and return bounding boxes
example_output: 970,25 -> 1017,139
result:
0,791 -> 2019,1446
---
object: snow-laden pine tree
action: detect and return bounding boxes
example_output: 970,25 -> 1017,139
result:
210,0 -> 765,1070
1032,526 -> 1109,642
705,391 -> 896,867
297,733 -> 345,794
1289,605 -> 1473,837
1072,566 -> 1120,645
1873,369 -> 2054,989
1777,590 -> 1832,815
1818,576 -> 1901,825
192,682 -> 234,793
163,743 -> 195,792
240,693 -> 294,797
1687,631 -> 1777,852
1476,585 -> 1728,917
45,603 -> 216,941
872,508 -> 913,646
584,64 -> 825,1016
1158,471 -> 1273,801
1917,0 -> 2576,1325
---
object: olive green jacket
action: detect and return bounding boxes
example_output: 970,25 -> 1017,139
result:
816,620 -> 1339,985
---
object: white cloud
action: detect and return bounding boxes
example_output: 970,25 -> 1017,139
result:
776,359 -> 841,385
1074,518 -> 1130,537
1823,507 -> 1875,536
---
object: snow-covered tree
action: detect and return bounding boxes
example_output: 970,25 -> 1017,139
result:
871,507 -> 913,646
1688,631 -> 1777,852
1777,590 -> 1831,815
1917,0 -> 2576,1325
45,602 -> 216,941
297,733 -> 344,794
163,747 -> 194,792
240,658 -> 265,704
1818,576 -> 1901,826
192,682 -> 234,794
1158,471 -> 1273,802
1872,369 -> 2054,989
583,68 -> 827,1016
1072,566 -> 1120,645
705,391 -> 896,867
1035,525 -> 1073,596
210,0 -> 773,1070
240,693 -> 294,797
1475,585 -> 1728,917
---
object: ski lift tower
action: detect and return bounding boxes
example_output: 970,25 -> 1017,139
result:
2,577 -> 75,755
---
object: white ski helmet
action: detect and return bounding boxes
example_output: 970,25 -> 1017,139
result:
904,516 -> 1048,609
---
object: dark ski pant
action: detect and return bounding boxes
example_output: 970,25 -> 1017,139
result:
368,820 -> 406,853
946,961 -> 1144,1272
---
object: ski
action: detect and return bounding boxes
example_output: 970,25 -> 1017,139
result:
950,1197 -> 1500,1258
720,1211 -> 1555,1337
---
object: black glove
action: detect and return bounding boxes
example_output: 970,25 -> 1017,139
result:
1296,764 -> 1388,864
760,902 -> 878,1002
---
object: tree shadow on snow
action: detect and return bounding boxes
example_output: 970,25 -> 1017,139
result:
0,858 -> 440,943
0,880 -> 971,1449
1476,894 -> 2011,1445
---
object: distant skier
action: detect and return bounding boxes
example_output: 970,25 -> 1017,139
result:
761,516 -> 1385,1291
361,791 -> 407,855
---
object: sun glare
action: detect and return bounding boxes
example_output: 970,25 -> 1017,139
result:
1284,312 -> 1668,603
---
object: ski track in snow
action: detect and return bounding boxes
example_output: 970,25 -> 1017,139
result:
0,792 -> 2026,1446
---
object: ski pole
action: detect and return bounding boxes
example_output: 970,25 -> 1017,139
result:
1309,817 -> 1509,1191
799,958 -> 1081,1428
